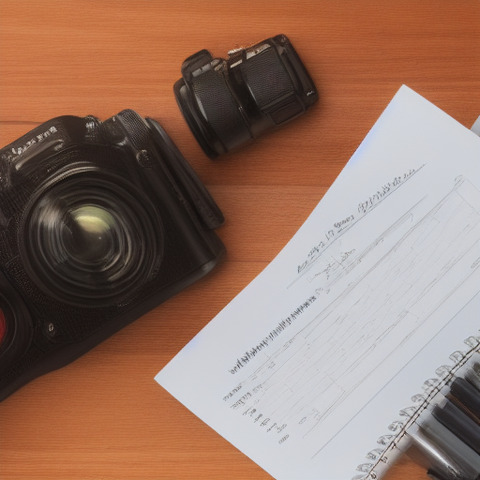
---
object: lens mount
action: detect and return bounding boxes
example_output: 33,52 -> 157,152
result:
20,167 -> 164,308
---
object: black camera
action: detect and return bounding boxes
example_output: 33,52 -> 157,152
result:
175,34 -> 318,158
0,110 -> 225,401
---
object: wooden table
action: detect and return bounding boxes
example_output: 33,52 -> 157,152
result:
1,1 -> 479,479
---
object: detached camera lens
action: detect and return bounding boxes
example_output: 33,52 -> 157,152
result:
21,171 -> 163,308
174,34 -> 318,158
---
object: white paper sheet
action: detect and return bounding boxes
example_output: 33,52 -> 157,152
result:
155,86 -> 480,480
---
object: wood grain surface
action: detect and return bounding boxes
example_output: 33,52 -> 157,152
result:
0,1 -> 479,479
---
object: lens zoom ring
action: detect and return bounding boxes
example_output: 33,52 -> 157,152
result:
241,48 -> 294,109
192,68 -> 250,151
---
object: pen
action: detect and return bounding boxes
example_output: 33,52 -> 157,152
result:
432,399 -> 480,455
403,409 -> 480,480
404,427 -> 477,480
419,412 -> 480,479
448,377 -> 480,424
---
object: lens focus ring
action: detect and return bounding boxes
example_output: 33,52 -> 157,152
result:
191,67 -> 251,152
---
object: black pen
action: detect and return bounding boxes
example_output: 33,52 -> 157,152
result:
432,399 -> 480,455
448,377 -> 480,424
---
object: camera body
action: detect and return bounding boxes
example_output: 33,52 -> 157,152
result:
175,34 -> 318,158
0,110 -> 225,401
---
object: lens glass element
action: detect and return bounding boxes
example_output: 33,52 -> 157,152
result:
65,206 -> 118,265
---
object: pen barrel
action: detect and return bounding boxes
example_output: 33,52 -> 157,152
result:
432,402 -> 480,455
448,377 -> 480,424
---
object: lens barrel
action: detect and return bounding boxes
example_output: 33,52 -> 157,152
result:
174,34 -> 318,158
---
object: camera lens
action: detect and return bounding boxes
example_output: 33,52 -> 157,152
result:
20,169 -> 163,308
174,34 -> 318,158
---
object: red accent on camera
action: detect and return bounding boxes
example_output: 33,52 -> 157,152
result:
0,310 -> 6,346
